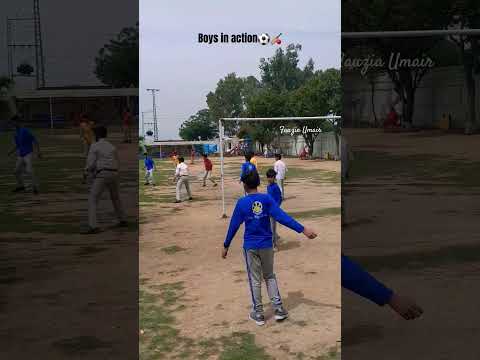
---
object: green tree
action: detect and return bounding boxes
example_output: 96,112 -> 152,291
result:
446,1 -> 480,132
287,69 -> 341,156
95,23 -> 139,87
259,44 -> 306,92
342,0 -> 452,124
179,109 -> 217,140
206,73 -> 261,135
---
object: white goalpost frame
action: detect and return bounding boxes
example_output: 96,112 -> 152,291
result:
218,115 -> 342,218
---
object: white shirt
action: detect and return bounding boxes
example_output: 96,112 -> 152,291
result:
85,138 -> 118,172
274,160 -> 287,180
175,162 -> 189,177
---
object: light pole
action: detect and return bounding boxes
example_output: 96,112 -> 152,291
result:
146,89 -> 160,140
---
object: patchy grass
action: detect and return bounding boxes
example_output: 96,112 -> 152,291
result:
217,332 -> 272,360
312,345 -> 341,360
351,241 -> 480,272
161,245 -> 187,255
290,207 -> 341,219
140,283 -> 271,360
350,150 -> 480,187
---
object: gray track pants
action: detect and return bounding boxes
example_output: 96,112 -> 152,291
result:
88,172 -> 126,229
15,154 -> 38,190
176,176 -> 191,201
243,248 -> 283,314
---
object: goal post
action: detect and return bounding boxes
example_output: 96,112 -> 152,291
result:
218,115 -> 342,218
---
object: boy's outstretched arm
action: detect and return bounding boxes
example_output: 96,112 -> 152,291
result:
342,255 -> 423,320
269,198 -> 316,239
222,203 -> 244,258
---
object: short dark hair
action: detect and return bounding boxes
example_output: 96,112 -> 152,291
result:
275,153 -> 282,160
202,153 -> 208,158
95,126 -> 108,139
178,157 -> 185,163
244,152 -> 252,161
241,170 -> 260,189
266,169 -> 277,178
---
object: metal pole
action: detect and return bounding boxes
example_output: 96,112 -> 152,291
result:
49,96 -> 53,129
146,89 -> 160,141
219,119 -> 227,218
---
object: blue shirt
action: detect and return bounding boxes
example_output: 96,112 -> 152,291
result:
240,161 -> 256,180
267,182 -> 282,206
15,127 -> 37,157
342,255 -> 393,306
224,193 -> 304,250
144,157 -> 155,170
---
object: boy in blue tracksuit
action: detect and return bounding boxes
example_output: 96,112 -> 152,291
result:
240,152 -> 256,181
266,169 -> 282,251
222,170 -> 317,326
144,153 -> 155,186
342,255 -> 423,320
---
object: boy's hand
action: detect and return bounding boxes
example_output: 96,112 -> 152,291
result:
221,247 -> 228,259
388,293 -> 423,320
303,227 -> 317,239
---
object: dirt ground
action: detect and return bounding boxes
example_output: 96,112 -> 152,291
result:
342,128 -> 480,360
140,156 -> 341,359
0,128 -> 138,359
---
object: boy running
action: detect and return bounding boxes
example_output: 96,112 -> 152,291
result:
174,157 -> 192,203
144,152 -> 155,186
8,115 -> 41,194
240,153 -> 256,182
202,153 -> 217,187
222,170 -> 317,326
273,154 -> 287,200
266,169 -> 282,251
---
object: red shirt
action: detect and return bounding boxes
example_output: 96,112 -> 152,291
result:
204,158 -> 213,171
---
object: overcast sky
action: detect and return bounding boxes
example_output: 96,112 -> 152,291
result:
0,0 -> 136,88
140,0 -> 341,139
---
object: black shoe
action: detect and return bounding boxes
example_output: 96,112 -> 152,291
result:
188,197 -> 193,201
33,188 -> 39,195
13,186 -> 26,193
80,227 -> 101,235
249,311 -> 266,326
274,307 -> 288,321
213,183 -> 218,187
175,200 -> 181,203
144,182 -> 149,185
202,184 -> 206,187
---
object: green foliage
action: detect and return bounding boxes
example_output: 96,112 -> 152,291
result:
206,73 -> 261,135
94,23 -> 139,87
179,109 -> 217,140
16,63 -> 34,76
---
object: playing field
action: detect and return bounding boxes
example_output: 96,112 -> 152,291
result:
0,128 -> 138,358
139,156 -> 341,359
342,128 -> 480,359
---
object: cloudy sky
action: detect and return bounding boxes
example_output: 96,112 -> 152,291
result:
140,0 -> 341,139
0,0 -> 136,88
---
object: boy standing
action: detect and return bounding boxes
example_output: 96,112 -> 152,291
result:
222,171 -> 317,326
82,126 -> 127,234
8,115 -> 41,194
273,154 -> 287,200
144,152 -> 155,186
240,153 -> 256,181
202,153 -> 217,187
266,169 -> 282,251
175,157 -> 192,203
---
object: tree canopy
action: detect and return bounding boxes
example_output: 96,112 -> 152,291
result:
95,23 -> 139,88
